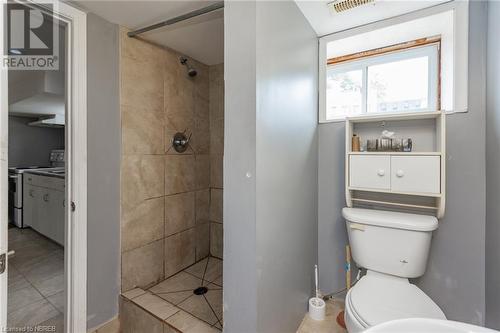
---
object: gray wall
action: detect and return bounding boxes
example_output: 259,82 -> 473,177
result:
224,1 -> 258,331
86,13 -> 121,330
255,2 -> 318,332
486,1 -> 500,330
224,1 -> 318,332
8,116 -> 64,167
318,2 -> 488,325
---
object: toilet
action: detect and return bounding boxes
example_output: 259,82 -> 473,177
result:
342,207 -> 446,333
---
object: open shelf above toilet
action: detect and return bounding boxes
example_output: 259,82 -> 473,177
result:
345,111 -> 446,218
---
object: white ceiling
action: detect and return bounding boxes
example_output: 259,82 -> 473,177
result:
294,0 -> 450,37
75,1 -> 224,65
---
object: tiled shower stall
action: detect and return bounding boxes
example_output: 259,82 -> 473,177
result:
119,28 -> 224,331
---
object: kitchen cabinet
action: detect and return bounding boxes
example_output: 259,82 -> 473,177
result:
23,173 -> 65,245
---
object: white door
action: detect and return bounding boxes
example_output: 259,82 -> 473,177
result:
0,0 -> 8,329
349,155 -> 391,190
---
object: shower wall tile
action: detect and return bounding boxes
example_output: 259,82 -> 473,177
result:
195,154 -> 210,190
195,222 -> 210,261
210,189 -> 223,224
120,28 -> 163,65
191,117 -> 210,154
122,197 -> 165,253
122,104 -> 165,155
164,229 -> 196,278
121,155 -> 165,211
210,223 -> 223,259
120,31 -> 215,294
122,239 -> 164,292
121,56 -> 164,113
165,154 -> 196,195
210,117 -> 224,155
195,190 -> 210,224
164,192 -> 195,236
210,154 -> 223,189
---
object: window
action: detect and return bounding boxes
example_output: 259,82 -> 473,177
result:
326,43 -> 439,120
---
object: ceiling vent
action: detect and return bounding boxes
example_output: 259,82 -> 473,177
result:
327,0 -> 375,14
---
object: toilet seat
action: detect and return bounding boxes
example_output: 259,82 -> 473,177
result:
347,272 -> 446,328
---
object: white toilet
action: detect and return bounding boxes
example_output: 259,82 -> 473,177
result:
342,207 -> 446,333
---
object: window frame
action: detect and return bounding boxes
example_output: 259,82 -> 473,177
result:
325,42 -> 440,121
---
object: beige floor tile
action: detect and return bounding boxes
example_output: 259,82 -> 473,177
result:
8,284 -> 44,313
32,273 -> 64,297
23,255 -> 64,285
122,287 -> 146,300
133,292 -> 179,320
204,284 -> 222,322
166,310 -> 220,333
7,299 -> 60,329
185,257 -> 222,285
296,298 -> 346,333
178,294 -> 218,325
212,275 -> 223,287
149,271 -> 202,305
47,291 -> 65,313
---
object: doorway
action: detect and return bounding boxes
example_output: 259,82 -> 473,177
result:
0,1 -> 87,332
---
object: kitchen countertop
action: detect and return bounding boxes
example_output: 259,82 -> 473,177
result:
24,169 -> 65,179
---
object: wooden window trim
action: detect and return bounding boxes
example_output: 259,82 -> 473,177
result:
327,36 -> 441,66
327,36 -> 442,111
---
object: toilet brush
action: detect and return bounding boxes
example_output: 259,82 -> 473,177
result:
308,265 -> 326,321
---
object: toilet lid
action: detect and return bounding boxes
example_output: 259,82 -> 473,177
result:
349,274 -> 446,327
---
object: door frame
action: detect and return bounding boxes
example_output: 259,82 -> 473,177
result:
0,1 -> 87,332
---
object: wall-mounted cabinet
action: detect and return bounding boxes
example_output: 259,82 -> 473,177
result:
345,111 -> 445,218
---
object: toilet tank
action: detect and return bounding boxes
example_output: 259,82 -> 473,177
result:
343,208 -> 439,278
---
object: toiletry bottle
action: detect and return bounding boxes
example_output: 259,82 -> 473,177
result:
352,134 -> 360,152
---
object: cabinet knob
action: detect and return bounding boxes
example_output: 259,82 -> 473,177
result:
396,170 -> 404,178
377,169 -> 385,176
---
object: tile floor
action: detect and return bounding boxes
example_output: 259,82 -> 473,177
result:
7,226 -> 64,332
296,298 -> 347,333
122,256 -> 223,332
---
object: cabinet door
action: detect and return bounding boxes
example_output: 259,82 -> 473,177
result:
50,190 -> 65,245
23,184 -> 38,228
349,155 -> 391,190
391,156 -> 440,194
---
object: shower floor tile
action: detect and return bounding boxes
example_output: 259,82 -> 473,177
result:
121,256 -> 223,332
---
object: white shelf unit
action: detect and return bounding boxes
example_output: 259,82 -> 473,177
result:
345,111 -> 446,218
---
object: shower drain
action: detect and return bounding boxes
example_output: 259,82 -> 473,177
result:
193,286 -> 208,295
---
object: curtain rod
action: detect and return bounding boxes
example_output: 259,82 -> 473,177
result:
127,1 -> 224,38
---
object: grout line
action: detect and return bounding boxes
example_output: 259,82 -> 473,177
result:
153,289 -> 194,295
202,294 -> 222,328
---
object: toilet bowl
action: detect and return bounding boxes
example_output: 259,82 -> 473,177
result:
344,271 -> 446,333
342,207 -> 444,333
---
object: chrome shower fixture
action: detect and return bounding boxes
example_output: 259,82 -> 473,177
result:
180,56 -> 197,77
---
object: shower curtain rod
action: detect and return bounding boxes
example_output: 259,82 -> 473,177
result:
127,1 -> 224,37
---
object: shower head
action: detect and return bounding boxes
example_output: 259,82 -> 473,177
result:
180,56 -> 197,77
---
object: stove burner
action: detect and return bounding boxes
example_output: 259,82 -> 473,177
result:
193,286 -> 208,295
